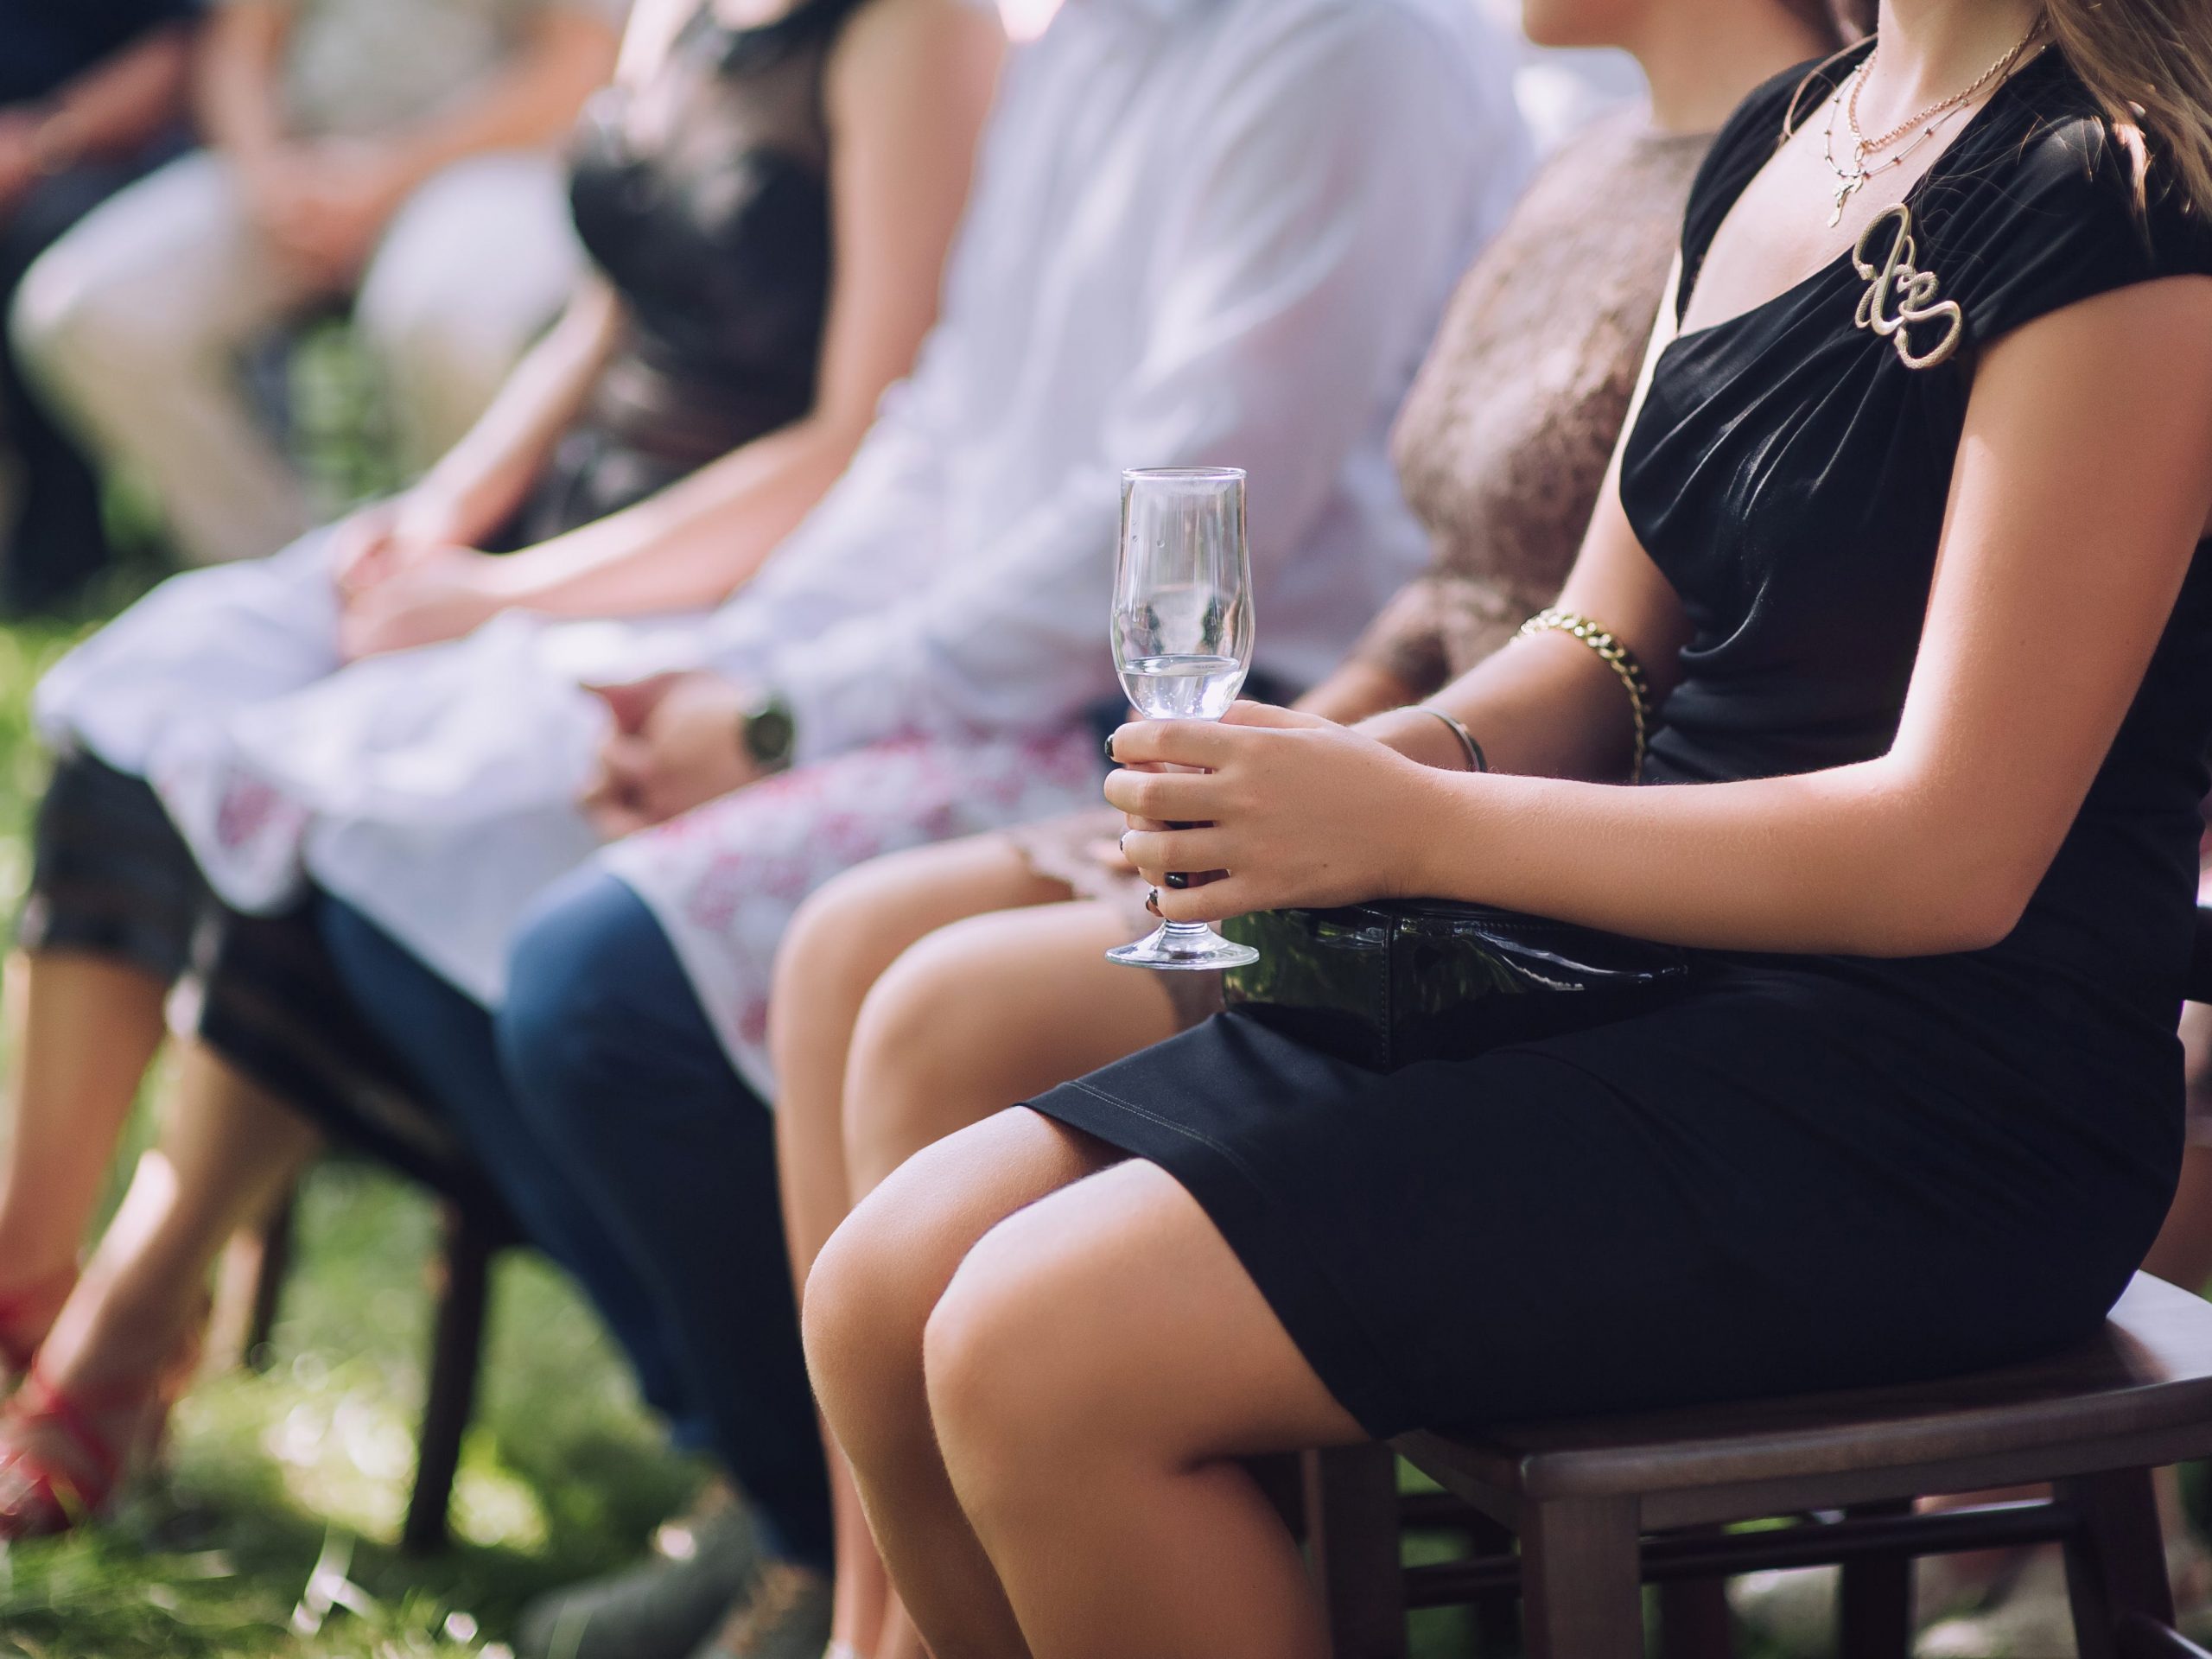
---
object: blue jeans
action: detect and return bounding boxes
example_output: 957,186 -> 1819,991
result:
318,871 -> 831,1571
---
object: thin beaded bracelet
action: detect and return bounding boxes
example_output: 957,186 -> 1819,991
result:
1518,607 -> 1652,783
1417,706 -> 1487,773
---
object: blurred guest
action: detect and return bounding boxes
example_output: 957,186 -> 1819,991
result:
0,8 -> 1001,1643
0,1 -> 197,612
10,0 -> 623,567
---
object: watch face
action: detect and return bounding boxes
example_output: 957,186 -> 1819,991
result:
748,703 -> 796,766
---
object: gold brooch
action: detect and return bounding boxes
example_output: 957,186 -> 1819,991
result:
1852,203 -> 1964,370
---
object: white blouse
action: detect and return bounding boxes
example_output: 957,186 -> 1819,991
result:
707,0 -> 1531,764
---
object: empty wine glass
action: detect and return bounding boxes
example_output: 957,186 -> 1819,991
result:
1106,467 -> 1260,971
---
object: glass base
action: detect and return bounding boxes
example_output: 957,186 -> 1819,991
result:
1107,920 -> 1257,971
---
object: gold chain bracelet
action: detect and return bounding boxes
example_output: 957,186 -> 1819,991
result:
1517,607 -> 1652,783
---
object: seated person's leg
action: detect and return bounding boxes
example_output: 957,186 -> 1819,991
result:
315,894 -> 702,1436
837,897 -> 1185,1197
499,867 -> 831,1582
0,751 -> 207,1372
769,834 -> 1097,1659
0,160 -> 162,609
10,150 -> 317,565
0,1044 -> 320,1535
769,834 -> 1075,1286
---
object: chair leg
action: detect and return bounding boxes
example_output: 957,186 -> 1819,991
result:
1838,1499 -> 1915,1659
1466,1510 -> 1522,1659
209,1184 -> 297,1374
1522,1496 -> 1644,1659
1657,1531 -> 1734,1659
2059,1468 -> 2176,1659
402,1201 -> 495,1556
1306,1444 -> 1408,1659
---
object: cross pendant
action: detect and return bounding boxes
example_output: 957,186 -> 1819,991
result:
1828,174 -> 1865,227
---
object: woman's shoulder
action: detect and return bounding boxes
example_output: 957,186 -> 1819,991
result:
1926,52 -> 2212,346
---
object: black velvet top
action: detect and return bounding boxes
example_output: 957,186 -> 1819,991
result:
1621,46 -> 2212,1084
523,0 -> 870,537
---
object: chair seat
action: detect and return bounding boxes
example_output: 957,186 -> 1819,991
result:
1400,1274 -> 2212,1529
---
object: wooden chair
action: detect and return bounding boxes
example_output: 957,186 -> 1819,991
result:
1310,1272 -> 2212,1659
1306,905 -> 2212,1659
195,906 -> 525,1554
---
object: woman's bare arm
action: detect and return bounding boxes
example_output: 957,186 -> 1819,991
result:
374,5 -> 619,192
400,276 -> 626,542
1114,274 -> 2212,958
469,0 -> 1004,616
195,1 -> 290,162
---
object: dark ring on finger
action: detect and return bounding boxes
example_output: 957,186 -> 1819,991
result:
1164,871 -> 1191,890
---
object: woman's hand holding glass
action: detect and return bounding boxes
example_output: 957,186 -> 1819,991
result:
1107,700 -> 1453,923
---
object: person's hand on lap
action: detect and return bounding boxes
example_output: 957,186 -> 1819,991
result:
581,671 -> 760,839
246,139 -> 411,289
339,543 -> 510,658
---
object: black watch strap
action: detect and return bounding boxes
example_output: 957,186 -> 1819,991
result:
742,692 -> 797,773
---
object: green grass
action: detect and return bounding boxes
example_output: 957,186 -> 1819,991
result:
0,602 -> 703,1659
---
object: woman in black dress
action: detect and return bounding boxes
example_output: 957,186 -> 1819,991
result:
804,1 -> 2212,1652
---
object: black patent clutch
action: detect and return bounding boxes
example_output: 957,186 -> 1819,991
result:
1218,900 -> 1693,1073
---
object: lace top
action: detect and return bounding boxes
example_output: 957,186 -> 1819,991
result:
1352,111 -> 1710,696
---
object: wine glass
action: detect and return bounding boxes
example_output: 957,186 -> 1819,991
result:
1105,467 -> 1261,971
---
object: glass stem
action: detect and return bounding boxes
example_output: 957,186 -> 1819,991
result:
1159,920 -> 1221,943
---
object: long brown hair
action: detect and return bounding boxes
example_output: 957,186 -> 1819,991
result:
2042,0 -> 2212,216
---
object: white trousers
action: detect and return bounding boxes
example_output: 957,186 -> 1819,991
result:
9,148 -> 582,565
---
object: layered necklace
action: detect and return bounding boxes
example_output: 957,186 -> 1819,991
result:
1821,19 -> 2043,226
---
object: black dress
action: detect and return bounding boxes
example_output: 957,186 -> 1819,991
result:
1026,48 -> 2212,1440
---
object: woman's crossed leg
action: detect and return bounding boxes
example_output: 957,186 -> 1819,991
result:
804,1105 -> 1366,1659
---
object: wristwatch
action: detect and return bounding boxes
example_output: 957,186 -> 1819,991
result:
741,691 -> 797,774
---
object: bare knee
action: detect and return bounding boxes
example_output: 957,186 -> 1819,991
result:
921,1211 -> 1112,1521
803,1181 -> 950,1467
842,923 -> 1020,1189
770,863 -> 909,1085
770,837 -> 1050,1090
10,246 -> 146,402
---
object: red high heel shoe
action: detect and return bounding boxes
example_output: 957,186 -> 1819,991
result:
0,1312 -> 204,1540
0,1266 -> 79,1384
0,1370 -> 160,1538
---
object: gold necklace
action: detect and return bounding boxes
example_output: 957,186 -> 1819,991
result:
1821,20 -> 2041,226
1821,95 -> 1956,225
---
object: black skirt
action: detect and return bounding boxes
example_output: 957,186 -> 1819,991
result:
1024,958 -> 2180,1440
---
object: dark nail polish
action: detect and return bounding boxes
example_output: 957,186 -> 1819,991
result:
1103,734 -> 1118,765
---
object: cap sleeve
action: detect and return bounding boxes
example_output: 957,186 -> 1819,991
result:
1923,100 -> 2212,349
1676,50 -> 1866,323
